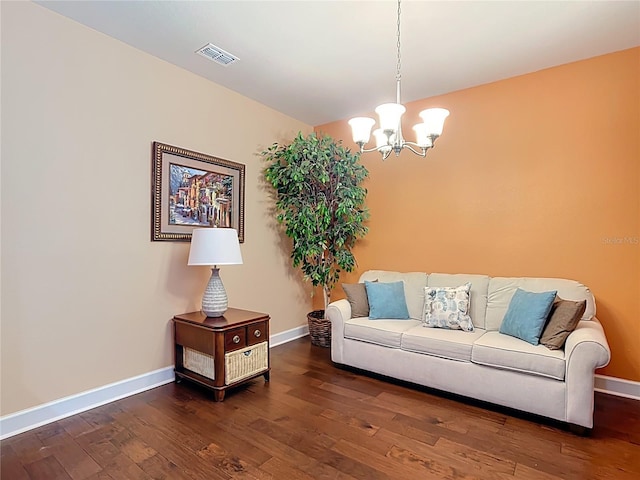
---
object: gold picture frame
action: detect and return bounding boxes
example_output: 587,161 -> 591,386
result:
151,142 -> 245,242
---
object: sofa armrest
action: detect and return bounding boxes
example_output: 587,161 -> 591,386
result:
327,299 -> 351,363
565,318 -> 611,370
564,317 -> 611,428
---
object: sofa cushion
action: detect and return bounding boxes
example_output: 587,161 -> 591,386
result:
360,270 -> 428,321
422,283 -> 474,332
472,331 -> 566,380
540,298 -> 587,350
344,318 -> 421,348
428,273 -> 490,329
401,325 -> 486,361
499,288 -> 557,345
486,277 -> 596,331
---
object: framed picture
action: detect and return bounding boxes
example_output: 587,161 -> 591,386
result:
151,142 -> 245,242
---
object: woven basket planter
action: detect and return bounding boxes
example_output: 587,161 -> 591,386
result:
307,310 -> 331,347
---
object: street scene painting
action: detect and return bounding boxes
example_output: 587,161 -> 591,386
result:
152,142 -> 245,242
169,164 -> 233,228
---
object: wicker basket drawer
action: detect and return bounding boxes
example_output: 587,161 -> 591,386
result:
225,341 -> 268,385
184,347 -> 215,380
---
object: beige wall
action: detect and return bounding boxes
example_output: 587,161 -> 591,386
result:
0,2 -> 312,415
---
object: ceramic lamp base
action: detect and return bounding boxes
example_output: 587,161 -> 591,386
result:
202,267 -> 228,317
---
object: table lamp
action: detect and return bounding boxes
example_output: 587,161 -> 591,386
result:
188,227 -> 243,317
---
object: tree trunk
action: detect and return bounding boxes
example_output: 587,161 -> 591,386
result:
323,285 -> 331,315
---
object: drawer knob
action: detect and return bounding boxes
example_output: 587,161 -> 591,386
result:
254,329 -> 261,338
233,335 -> 241,344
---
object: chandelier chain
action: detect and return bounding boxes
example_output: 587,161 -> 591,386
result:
396,0 -> 401,81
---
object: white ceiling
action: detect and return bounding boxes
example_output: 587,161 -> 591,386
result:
36,1 -> 640,126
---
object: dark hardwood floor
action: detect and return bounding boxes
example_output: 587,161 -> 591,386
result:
2,338 -> 639,480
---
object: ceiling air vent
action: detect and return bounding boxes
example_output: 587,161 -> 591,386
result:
195,43 -> 239,66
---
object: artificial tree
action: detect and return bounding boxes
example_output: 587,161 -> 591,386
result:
262,132 -> 369,339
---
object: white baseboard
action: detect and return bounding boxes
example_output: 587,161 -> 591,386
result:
0,329 -> 310,440
270,324 -> 309,347
594,374 -> 640,400
0,367 -> 175,440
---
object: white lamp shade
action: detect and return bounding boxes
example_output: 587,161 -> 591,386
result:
348,117 -> 376,144
412,124 -> 433,148
418,108 -> 450,136
188,228 -> 243,266
373,129 -> 387,148
374,128 -> 397,149
375,103 -> 406,132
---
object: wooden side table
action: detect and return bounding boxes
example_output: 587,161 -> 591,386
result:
172,308 -> 270,401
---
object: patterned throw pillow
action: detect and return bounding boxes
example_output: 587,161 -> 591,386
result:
422,283 -> 474,332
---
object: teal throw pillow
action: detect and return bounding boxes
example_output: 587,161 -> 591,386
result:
365,281 -> 410,320
499,288 -> 557,345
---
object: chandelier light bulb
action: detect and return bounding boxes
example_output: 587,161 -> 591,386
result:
375,103 -> 406,133
373,128 -> 393,149
412,124 -> 433,148
348,117 -> 376,145
419,108 -> 450,136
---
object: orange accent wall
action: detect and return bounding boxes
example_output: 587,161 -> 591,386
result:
315,48 -> 640,382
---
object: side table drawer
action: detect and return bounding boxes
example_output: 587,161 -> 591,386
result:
175,322 -> 214,355
225,327 -> 247,352
248,321 -> 267,346
225,342 -> 268,385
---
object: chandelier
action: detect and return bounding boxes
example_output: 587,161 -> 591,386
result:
349,0 -> 449,160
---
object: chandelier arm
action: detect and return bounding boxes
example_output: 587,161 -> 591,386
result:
401,143 -> 429,157
357,144 -> 389,154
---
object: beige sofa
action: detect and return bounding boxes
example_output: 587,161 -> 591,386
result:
327,270 -> 611,430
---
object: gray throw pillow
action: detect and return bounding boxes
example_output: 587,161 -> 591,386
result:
342,283 -> 370,318
540,298 -> 587,350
